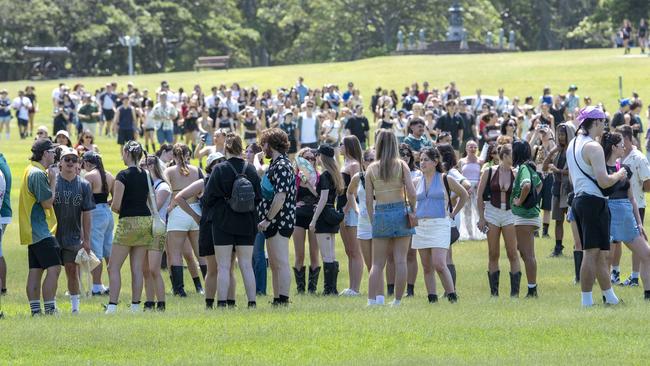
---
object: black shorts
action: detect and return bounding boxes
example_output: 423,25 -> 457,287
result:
184,119 -> 198,133
198,223 -> 214,257
17,118 -> 28,127
315,215 -> 340,234
173,123 -> 184,135
117,129 -> 135,145
60,245 -> 82,264
540,174 -> 554,211
213,226 -> 255,246
295,205 -> 315,229
572,194 -> 610,251
28,237 -> 62,269
263,224 -> 293,240
102,109 -> 115,121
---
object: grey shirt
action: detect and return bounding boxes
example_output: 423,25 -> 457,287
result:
53,175 -> 95,247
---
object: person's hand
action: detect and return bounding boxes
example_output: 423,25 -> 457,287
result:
477,218 -> 487,233
257,219 -> 270,232
547,163 -> 557,173
617,169 -> 628,181
81,240 -> 91,254
513,197 -> 521,206
47,165 -> 59,182
309,220 -> 316,232
192,213 -> 201,225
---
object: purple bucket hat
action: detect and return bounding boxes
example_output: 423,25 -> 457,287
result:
576,106 -> 606,129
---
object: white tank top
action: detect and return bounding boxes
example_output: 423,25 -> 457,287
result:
567,134 -> 604,198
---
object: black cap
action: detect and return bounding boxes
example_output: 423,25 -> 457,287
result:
31,138 -> 59,153
317,144 -> 335,158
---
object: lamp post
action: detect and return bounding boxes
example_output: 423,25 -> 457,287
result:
119,35 -> 140,76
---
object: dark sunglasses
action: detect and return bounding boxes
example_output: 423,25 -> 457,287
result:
63,156 -> 78,163
304,156 -> 316,161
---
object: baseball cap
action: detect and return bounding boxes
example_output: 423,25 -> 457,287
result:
317,144 -> 335,158
620,98 -> 631,107
283,109 -> 294,117
31,138 -> 59,153
55,130 -> 70,139
568,85 -> 578,91
206,152 -> 225,168
60,147 -> 78,159
576,106 -> 607,128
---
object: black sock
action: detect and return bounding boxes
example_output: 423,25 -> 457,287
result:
193,276 -> 202,289
645,290 -> 650,300
428,294 -> 438,303
387,284 -> 395,295
407,284 -> 415,296
144,301 -> 155,309
227,299 -> 236,307
542,223 -> 549,235
200,265 -> 207,279
216,300 -> 227,307
279,295 -> 289,304
1,288 -> 6,294
205,298 -> 215,309
248,301 -> 256,308
156,301 -> 166,311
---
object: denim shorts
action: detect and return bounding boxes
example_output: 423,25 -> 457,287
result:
609,199 -> 640,243
372,201 -> 415,239
344,209 -> 358,227
90,204 -> 114,260
156,129 -> 174,144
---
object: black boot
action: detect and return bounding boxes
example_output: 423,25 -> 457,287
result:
143,301 -> 155,311
447,264 -> 457,287
308,266 -> 321,294
193,276 -> 204,294
406,284 -> 415,297
488,271 -> 500,297
510,271 -> 521,298
526,285 -> 538,298
323,262 -> 338,296
550,241 -> 564,257
446,292 -> 458,303
573,250 -> 583,284
293,267 -> 306,294
171,266 -> 187,297
428,294 -> 438,303
156,301 -> 166,312
332,261 -> 339,295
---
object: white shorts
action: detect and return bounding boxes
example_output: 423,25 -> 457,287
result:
485,204 -> 515,227
167,204 -> 201,232
514,215 -> 541,228
357,214 -> 372,240
412,218 -> 451,249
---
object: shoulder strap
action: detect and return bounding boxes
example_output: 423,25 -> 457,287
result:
144,170 -> 160,217
240,161 -> 248,176
443,173 -> 453,214
571,137 -> 600,187
226,161 -> 239,176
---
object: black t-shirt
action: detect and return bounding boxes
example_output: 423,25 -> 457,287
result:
115,166 -> 151,218
606,165 -> 630,200
345,116 -> 369,144
317,171 -> 338,206
610,111 -> 626,129
435,113 -> 464,145
203,157 -> 262,236
459,112 -> 475,141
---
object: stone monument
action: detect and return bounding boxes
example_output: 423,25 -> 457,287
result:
509,30 -> 516,50
447,0 -> 464,42
396,30 -> 405,51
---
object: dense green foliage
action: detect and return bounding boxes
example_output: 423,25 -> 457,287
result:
0,0 -> 648,78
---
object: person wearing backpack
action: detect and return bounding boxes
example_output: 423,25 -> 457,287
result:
511,140 -> 543,298
203,132 -> 262,308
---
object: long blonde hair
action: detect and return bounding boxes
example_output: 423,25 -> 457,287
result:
375,129 -> 400,181
320,154 -> 344,194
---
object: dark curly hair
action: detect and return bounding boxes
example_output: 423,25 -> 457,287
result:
260,128 -> 290,154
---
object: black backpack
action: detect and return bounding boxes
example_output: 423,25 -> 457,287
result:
226,161 -> 256,213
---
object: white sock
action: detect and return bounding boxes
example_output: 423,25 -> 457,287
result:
92,284 -> 103,293
603,288 -> 619,304
391,299 -> 401,306
631,271 -> 640,279
367,298 -> 376,306
527,283 -> 537,289
612,266 -> 621,272
130,302 -> 141,312
375,295 -> 385,305
105,304 -> 117,314
70,294 -> 80,313
581,292 -> 593,307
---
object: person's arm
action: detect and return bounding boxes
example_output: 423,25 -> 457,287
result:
258,192 -> 287,232
447,173 -> 469,218
32,169 -> 56,210
81,211 -> 91,253
112,108 -> 121,135
542,147 -> 559,173
402,162 -> 416,212
345,173 -> 360,214
585,142 -> 627,188
111,180 -> 124,214
253,152 -> 266,176
476,167 -> 489,230
175,180 -> 204,224
365,169 -> 375,224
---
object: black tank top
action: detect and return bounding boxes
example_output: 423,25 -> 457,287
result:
93,192 -> 108,204
337,172 -> 352,209
606,165 -> 630,200
118,106 -> 134,130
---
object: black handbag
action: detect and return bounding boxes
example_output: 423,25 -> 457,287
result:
322,205 -> 344,225
443,174 -> 461,245
520,164 -> 540,210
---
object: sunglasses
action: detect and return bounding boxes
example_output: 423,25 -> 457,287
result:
63,156 -> 78,163
37,131 -> 47,135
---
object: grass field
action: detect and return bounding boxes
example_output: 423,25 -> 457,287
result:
1,48 -> 650,365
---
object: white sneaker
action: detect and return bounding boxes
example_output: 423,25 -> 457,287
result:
339,288 -> 360,297
105,304 -> 117,314
390,299 -> 401,307
130,303 -> 141,313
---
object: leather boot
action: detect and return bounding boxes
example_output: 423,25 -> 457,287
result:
573,250 -> 583,284
171,266 -> 187,297
488,270 -> 500,297
510,271 -> 521,298
293,266 -> 306,294
308,266 -> 321,294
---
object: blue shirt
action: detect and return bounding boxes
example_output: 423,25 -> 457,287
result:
415,172 -> 446,219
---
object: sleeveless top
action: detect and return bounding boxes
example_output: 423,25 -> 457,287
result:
567,134 -> 603,198
118,106 -> 134,130
337,172 -> 352,209
93,192 -> 108,204
415,172 -> 446,219
489,167 -> 514,209
461,161 -> 481,183
606,165 -> 629,200
297,184 -> 318,206
369,163 -> 404,196
244,118 -> 257,136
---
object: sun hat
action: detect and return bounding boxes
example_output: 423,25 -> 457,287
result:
576,106 -> 606,128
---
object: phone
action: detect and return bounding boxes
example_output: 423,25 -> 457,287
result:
201,133 -> 208,142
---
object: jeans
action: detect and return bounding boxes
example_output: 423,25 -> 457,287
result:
90,204 -> 114,260
156,129 -> 174,144
253,232 -> 267,295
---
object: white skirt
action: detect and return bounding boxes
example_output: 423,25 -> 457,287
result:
412,218 -> 451,249
357,214 -> 372,240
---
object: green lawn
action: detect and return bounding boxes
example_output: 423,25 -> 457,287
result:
1,48 -> 650,364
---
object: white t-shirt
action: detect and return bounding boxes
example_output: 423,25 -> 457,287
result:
321,119 -> 341,142
153,179 -> 172,222
12,96 -> 32,120
51,88 -> 61,101
299,113 -> 318,144
623,147 -> 650,208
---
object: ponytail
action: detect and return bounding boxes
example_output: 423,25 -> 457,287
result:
172,143 -> 190,176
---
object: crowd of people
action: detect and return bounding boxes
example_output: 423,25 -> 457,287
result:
1,76 -> 650,317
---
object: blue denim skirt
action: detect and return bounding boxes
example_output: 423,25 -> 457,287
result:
344,209 -> 359,227
609,199 -> 640,243
372,201 -> 416,239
